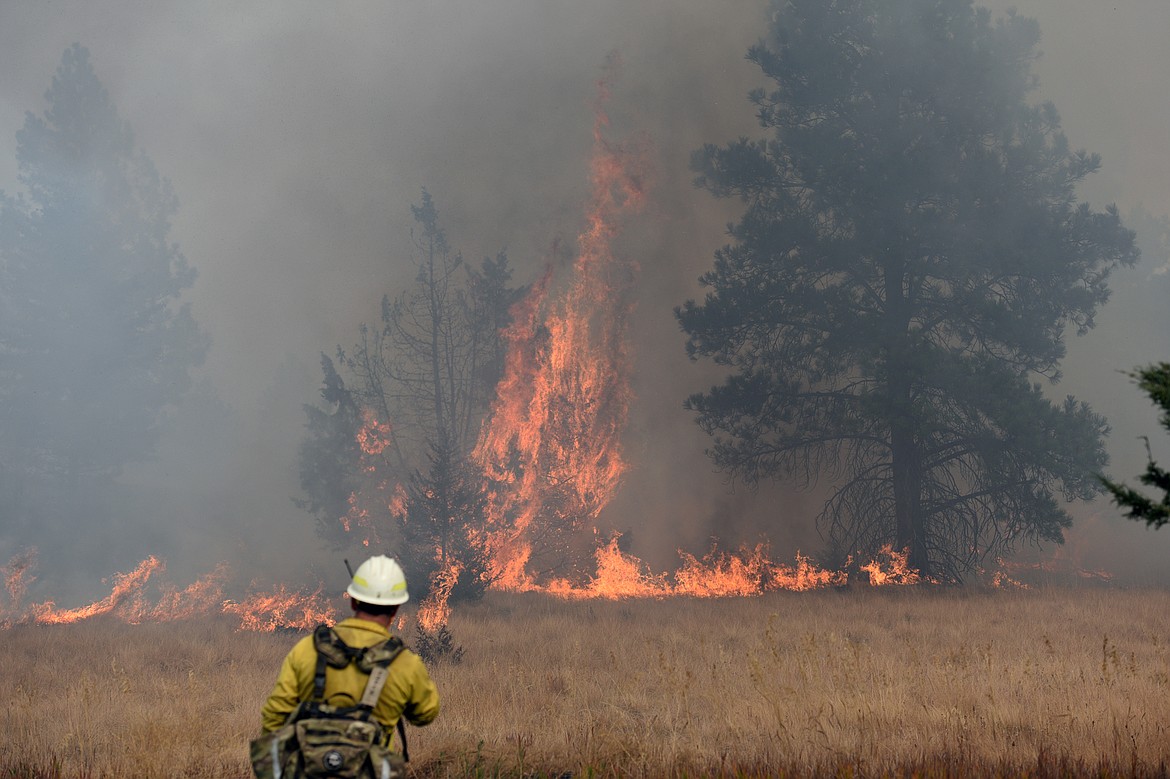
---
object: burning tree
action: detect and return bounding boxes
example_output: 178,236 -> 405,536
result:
470,57 -> 649,588
677,0 -> 1138,580
300,59 -> 650,601
298,191 -> 525,600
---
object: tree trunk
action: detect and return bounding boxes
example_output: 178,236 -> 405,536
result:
885,256 -> 929,577
890,418 -> 927,575
426,242 -> 447,444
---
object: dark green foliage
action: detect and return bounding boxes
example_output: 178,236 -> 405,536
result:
412,622 -> 465,665
467,251 -> 522,425
677,0 -> 1138,579
400,435 -> 493,602
296,354 -> 364,547
0,45 -> 207,555
1100,364 -> 1170,529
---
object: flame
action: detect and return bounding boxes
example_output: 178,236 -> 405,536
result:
339,410 -> 409,548
573,535 -> 670,598
991,556 -> 1113,586
387,483 -> 409,520
223,584 -> 338,632
30,556 -> 165,624
0,551 -> 337,631
859,545 -> 921,586
503,536 -> 860,599
990,566 -> 1030,590
538,535 -> 669,599
675,544 -> 853,595
147,563 -> 231,619
342,492 -> 380,548
356,408 -> 393,459
324,59 -> 932,606
416,560 -> 462,634
472,53 -> 649,591
765,551 -> 851,592
672,545 -> 777,598
12,62 -> 1120,634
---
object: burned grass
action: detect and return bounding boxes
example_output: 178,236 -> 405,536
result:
0,587 -> 1167,778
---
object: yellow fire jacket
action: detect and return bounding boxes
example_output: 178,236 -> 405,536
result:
260,617 -> 440,747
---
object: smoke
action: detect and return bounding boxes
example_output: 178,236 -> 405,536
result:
976,0 -> 1170,583
1,0 -> 1168,599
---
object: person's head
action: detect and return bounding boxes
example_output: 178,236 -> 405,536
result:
346,555 -> 409,620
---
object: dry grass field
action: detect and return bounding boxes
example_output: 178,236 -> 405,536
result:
1,586 -> 1168,778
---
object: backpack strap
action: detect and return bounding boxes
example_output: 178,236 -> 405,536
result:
310,624 -> 338,702
357,635 -> 404,708
357,636 -> 408,762
397,718 -> 410,764
311,626 -> 329,697
359,664 -> 390,708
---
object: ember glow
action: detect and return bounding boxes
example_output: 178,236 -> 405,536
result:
340,410 -> 406,549
356,408 -> 393,460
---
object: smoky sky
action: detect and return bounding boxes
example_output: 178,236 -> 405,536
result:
1,0 -> 1168,595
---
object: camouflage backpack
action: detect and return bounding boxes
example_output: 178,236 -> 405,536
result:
251,625 -> 408,779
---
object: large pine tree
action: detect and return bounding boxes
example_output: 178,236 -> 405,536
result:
0,45 -> 207,552
677,0 -> 1138,580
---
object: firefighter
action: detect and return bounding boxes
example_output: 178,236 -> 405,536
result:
259,555 -> 440,753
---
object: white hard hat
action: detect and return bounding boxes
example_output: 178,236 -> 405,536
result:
346,555 -> 409,606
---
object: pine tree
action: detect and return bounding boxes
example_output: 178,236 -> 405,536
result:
401,435 -> 492,601
1100,365 -> 1170,530
677,0 -> 1138,579
297,355 -> 364,546
0,44 -> 207,555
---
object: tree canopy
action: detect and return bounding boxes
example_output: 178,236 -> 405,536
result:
0,44 -> 208,556
676,0 -> 1138,580
1100,364 -> 1170,530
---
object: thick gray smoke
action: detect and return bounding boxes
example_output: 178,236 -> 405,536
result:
1,0 -> 1167,600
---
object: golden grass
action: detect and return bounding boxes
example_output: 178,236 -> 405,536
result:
1,586 -> 1167,778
